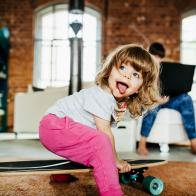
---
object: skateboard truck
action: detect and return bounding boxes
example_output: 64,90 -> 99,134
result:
119,167 -> 164,196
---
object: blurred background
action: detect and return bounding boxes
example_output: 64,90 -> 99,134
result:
0,0 -> 196,132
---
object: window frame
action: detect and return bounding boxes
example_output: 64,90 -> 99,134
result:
33,3 -> 102,89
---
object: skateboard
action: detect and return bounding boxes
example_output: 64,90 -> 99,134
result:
0,159 -> 167,195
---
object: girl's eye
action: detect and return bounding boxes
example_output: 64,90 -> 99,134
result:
119,65 -> 126,72
133,72 -> 140,78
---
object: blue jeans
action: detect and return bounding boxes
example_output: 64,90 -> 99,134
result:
141,93 -> 196,139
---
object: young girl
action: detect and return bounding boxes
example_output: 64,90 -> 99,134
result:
39,44 -> 165,196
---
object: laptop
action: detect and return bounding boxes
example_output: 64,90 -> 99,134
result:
160,61 -> 195,96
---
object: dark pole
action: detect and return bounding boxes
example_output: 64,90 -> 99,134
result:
68,0 -> 84,95
68,0 -> 84,13
69,37 -> 82,94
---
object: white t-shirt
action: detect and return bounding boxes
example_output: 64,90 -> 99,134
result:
46,86 -> 117,128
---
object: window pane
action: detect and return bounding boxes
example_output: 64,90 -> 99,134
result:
53,10 -> 69,39
40,41 -> 51,81
41,13 -> 53,40
181,14 -> 196,101
51,40 -> 70,86
182,16 -> 196,41
82,10 -> 101,81
181,42 -> 196,65
83,13 -> 97,41
189,83 -> 196,100
33,40 -> 52,88
83,42 -> 97,81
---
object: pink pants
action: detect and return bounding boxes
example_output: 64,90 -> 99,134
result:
39,114 -> 123,196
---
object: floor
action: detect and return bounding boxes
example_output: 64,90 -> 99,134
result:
0,139 -> 195,162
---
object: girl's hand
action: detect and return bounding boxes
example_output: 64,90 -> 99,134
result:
116,159 -> 132,173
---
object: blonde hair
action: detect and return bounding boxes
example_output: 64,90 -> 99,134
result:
96,44 -> 167,118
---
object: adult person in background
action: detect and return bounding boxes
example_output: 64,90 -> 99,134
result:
137,42 -> 196,155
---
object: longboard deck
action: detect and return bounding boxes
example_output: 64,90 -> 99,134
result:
0,159 -> 167,176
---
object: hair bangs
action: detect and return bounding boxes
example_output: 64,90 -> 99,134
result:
116,46 -> 153,75
123,57 -> 152,76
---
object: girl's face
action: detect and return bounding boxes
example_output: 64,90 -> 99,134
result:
108,63 -> 143,101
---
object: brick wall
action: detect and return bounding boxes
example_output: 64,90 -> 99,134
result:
0,0 -> 196,130
0,0 -> 33,130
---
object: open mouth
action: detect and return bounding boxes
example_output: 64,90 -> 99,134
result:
116,81 -> 128,94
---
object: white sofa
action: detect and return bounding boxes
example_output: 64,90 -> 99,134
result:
14,87 -> 68,139
137,108 -> 190,152
112,119 -> 137,152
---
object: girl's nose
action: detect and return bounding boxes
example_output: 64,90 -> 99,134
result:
124,74 -> 131,80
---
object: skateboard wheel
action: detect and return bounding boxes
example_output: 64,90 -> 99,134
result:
142,176 -> 164,195
120,173 -> 131,184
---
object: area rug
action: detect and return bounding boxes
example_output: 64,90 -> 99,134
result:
0,161 -> 195,196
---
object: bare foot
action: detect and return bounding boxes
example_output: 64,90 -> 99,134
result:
137,145 -> 149,155
137,137 -> 149,155
190,138 -> 196,154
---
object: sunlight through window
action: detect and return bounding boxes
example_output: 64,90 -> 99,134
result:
33,4 -> 101,88
181,13 -> 196,100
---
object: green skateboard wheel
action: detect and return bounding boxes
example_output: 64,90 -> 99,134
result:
120,173 -> 131,184
142,176 -> 164,195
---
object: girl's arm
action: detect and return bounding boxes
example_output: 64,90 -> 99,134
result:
94,115 -> 132,173
94,115 -> 118,160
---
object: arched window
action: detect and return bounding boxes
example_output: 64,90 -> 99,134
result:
33,4 -> 102,88
181,10 -> 196,100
